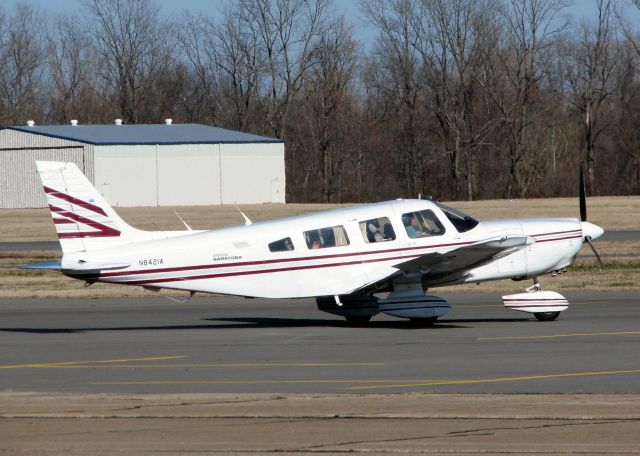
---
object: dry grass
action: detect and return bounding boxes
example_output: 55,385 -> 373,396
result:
1,196 -> 638,298
1,196 -> 638,242
0,203 -> 346,242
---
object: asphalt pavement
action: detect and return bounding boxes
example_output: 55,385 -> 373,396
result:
1,291 -> 639,394
2,291 -> 640,454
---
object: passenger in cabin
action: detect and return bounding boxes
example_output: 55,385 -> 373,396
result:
308,232 -> 322,249
367,221 -> 383,242
403,214 -> 420,238
382,223 -> 395,240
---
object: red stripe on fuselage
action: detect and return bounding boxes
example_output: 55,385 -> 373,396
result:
98,240 -> 476,279
106,253 -> 414,286
535,234 -> 582,243
506,305 -> 568,309
99,231 -> 581,280
532,229 -> 582,237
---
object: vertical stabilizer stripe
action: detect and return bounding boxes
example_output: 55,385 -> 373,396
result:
49,205 -> 121,238
43,186 -> 108,217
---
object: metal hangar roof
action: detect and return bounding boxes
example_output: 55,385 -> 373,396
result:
3,123 -> 283,145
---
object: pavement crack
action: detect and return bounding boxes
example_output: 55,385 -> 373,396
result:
105,396 -> 286,413
290,418 -> 632,452
444,419 -> 630,438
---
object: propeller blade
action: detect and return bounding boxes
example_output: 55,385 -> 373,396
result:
585,236 -> 603,267
579,168 -> 587,222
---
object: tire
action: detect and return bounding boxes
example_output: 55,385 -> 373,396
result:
344,315 -> 372,325
409,316 -> 438,326
533,311 -> 560,321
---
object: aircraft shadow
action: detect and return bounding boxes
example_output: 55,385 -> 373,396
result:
0,317 -> 477,333
441,318 -> 531,323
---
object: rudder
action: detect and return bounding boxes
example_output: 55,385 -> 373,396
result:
37,161 -> 144,253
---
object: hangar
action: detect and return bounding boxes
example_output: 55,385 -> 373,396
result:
0,122 -> 285,208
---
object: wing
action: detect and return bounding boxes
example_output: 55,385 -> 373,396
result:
393,236 -> 532,286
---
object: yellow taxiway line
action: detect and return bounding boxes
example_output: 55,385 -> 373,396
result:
349,368 -> 640,390
90,368 -> 640,388
0,356 -> 187,369
478,330 -> 640,341
9,362 -> 384,369
0,359 -> 383,370
90,379 -> 427,386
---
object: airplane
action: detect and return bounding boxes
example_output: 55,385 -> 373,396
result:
22,161 -> 604,324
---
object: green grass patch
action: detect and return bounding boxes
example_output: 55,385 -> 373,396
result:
607,281 -> 636,287
571,262 -> 640,272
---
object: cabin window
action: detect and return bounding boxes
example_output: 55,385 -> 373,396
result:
359,217 -> 395,243
401,210 -> 445,238
304,225 -> 350,249
268,237 -> 294,252
434,202 -> 479,233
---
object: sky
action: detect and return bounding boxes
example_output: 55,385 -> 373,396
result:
4,0 -> 640,47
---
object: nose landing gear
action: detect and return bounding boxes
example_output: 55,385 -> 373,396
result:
502,277 -> 568,321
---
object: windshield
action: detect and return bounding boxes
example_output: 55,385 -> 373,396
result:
434,202 -> 479,233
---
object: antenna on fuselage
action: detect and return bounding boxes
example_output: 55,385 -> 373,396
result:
234,203 -> 252,226
173,210 -> 193,231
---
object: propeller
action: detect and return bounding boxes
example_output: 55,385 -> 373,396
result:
579,168 -> 587,222
579,168 -> 603,266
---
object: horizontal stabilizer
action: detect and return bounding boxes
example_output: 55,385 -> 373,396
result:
19,261 -> 62,270
60,260 -> 131,273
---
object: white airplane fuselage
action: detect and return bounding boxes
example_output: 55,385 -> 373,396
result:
62,199 -> 595,299
29,161 -> 605,322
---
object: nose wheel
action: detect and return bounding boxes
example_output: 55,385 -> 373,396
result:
502,278 -> 568,321
533,311 -> 561,321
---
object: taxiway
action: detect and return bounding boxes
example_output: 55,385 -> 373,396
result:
1,291 -> 639,394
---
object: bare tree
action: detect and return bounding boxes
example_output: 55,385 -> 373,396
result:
414,0 -> 500,200
230,0 -> 330,139
565,0 -> 617,195
301,16 -> 358,202
0,4 -> 47,124
480,0 -> 568,197
84,0 -> 176,123
46,15 -> 94,123
362,0 -> 425,197
213,8 -> 266,131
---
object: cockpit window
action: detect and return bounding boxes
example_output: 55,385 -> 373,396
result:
359,217 -> 395,243
434,202 -> 479,233
304,225 -> 350,249
401,210 -> 445,238
268,237 -> 294,252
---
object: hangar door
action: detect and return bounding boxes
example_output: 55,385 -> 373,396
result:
156,144 -> 221,206
0,147 -> 87,208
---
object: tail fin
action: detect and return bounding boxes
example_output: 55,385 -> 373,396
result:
37,161 -> 147,253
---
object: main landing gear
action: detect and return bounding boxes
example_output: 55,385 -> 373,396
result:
316,285 -> 451,326
502,277 -> 569,321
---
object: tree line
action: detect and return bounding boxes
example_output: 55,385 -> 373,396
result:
1,0 -> 639,202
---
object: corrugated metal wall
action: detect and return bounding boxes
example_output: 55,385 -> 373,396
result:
94,142 -> 285,206
220,143 -> 285,204
0,129 -> 94,208
94,145 -> 158,206
1,128 -> 285,208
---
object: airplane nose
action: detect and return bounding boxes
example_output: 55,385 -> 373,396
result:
582,221 -> 604,240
